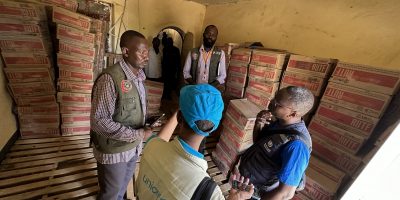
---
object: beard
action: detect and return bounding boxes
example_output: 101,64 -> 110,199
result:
203,37 -> 216,48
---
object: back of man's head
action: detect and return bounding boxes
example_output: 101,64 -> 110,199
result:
120,30 -> 145,48
284,86 -> 314,116
179,84 -> 224,136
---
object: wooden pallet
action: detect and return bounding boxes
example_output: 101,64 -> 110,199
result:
0,134 -> 97,200
0,133 -> 230,199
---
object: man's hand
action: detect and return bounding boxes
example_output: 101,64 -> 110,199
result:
228,173 -> 254,200
143,127 -> 153,141
256,110 -> 273,126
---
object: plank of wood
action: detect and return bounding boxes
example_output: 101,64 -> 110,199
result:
3,148 -> 93,164
7,143 -> 91,157
1,177 -> 98,200
45,185 -> 98,199
212,174 -> 227,183
207,167 -> 220,176
0,170 -> 97,197
10,139 -> 90,151
0,153 -> 94,170
14,135 -> 90,145
0,164 -> 56,179
207,161 -> 216,168
205,156 -> 212,162
0,162 -> 97,187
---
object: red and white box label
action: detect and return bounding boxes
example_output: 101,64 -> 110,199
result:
60,103 -> 91,114
52,6 -> 91,32
15,95 -> 57,106
61,113 -> 90,124
226,99 -> 261,130
4,67 -> 54,83
57,53 -> 94,70
331,62 -> 400,95
57,92 -> 91,104
230,48 -> 252,63
247,78 -> 279,96
58,66 -> 94,82
248,64 -> 282,82
250,50 -> 287,68
57,24 -> 95,47
225,83 -> 245,99
322,82 -> 391,118
0,1 -> 47,21
18,103 -> 59,115
61,123 -> 90,136
281,71 -> 326,96
58,40 -> 95,61
286,54 -> 334,77
58,80 -> 93,93
222,113 -> 253,142
1,51 -> 51,68
227,72 -> 247,88
244,87 -> 273,110
0,35 -> 48,52
228,61 -> 248,75
9,81 -> 55,97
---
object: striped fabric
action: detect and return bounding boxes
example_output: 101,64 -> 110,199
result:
91,59 -> 147,164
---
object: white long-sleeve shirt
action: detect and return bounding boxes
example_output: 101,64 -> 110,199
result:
183,44 -> 227,84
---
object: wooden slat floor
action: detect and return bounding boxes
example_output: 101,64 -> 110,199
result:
0,133 -> 231,200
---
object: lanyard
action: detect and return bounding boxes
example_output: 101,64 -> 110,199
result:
202,49 -> 213,65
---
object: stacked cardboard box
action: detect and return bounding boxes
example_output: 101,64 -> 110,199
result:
212,99 -> 261,176
225,48 -> 252,99
145,80 -> 164,115
0,1 -> 59,138
215,43 -> 240,69
305,62 -> 400,199
245,49 -> 287,109
50,6 -> 107,136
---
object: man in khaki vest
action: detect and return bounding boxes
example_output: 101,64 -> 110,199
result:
90,30 -> 153,200
183,25 -> 227,92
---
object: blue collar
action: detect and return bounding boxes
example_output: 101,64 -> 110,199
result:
177,137 -> 204,159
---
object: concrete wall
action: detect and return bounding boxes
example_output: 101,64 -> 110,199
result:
203,0 -> 400,70
0,59 -> 17,150
107,0 -> 206,52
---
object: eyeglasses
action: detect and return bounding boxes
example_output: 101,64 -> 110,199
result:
273,100 -> 294,111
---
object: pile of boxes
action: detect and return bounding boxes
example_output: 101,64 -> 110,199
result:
212,99 -> 261,176
303,62 -> 400,199
245,49 -> 287,109
145,80 -> 164,115
225,48 -> 252,99
0,1 -> 59,138
216,43 -> 240,70
279,54 -> 336,123
51,6 -> 107,136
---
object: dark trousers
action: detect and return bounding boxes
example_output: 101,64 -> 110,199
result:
96,155 -> 139,200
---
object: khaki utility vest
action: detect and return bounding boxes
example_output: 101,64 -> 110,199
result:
190,47 -> 222,84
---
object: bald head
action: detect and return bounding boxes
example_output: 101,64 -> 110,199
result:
283,86 -> 315,116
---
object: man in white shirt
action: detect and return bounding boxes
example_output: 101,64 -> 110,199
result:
145,37 -> 162,81
183,25 -> 227,92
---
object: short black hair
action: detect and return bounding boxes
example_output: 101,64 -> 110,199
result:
120,30 -> 145,48
285,86 -> 315,116
204,25 -> 218,34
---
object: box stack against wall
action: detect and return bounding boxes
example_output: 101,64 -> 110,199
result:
50,6 -> 106,136
279,55 -> 336,123
225,48 -> 252,99
212,99 -> 261,176
215,43 -> 240,70
0,1 -> 60,138
145,80 -> 164,115
245,49 -> 287,109
303,62 -> 400,199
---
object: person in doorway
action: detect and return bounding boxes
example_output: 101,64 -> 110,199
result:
183,25 -> 227,92
236,86 -> 315,200
135,84 -> 254,200
90,30 -> 153,200
144,37 -> 162,82
162,37 -> 180,100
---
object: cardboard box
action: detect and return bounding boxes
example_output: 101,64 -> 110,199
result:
0,35 -> 50,52
220,127 -> 253,152
4,67 -> 54,83
248,64 -> 282,82
52,6 -> 91,32
227,72 -> 247,88
312,134 -> 362,174
61,123 -> 90,136
57,80 -> 93,93
9,81 -> 55,97
225,83 -> 245,99
0,1 -> 47,21
60,102 -> 91,114
309,117 -> 366,154
306,156 -> 346,199
222,113 -> 253,142
37,0 -> 78,12
1,51 -> 51,68
61,113 -> 90,124
286,54 -> 334,77
281,71 -> 326,97
58,40 -> 96,61
228,61 -> 248,75
0,18 -> 49,36
216,43 -> 240,55
292,192 -> 312,200
315,101 -> 379,137
15,95 -> 57,106
20,126 -> 60,138
212,146 -> 234,176
244,87 -> 272,109
57,92 -> 91,104
247,78 -> 279,96
90,19 -> 105,33
304,167 -> 335,200
56,24 -> 95,47
217,138 -> 240,163
58,65 -> 94,82
322,82 -> 391,118
19,114 -> 60,126
225,99 -> 261,130
331,62 -> 400,95
250,50 -> 287,68
230,48 -> 252,63
17,103 -> 59,115
57,53 -> 94,70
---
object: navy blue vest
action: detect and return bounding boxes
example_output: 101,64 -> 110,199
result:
239,121 -> 312,190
